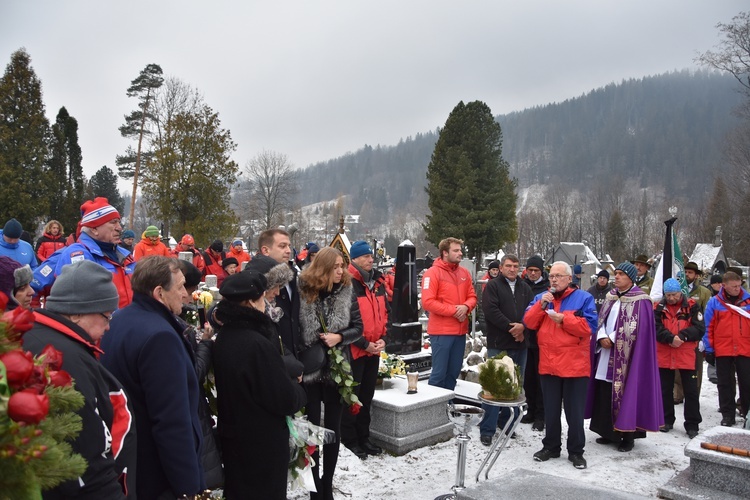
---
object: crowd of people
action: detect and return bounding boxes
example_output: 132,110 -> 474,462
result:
424,238 -> 748,472
1,198 -> 748,497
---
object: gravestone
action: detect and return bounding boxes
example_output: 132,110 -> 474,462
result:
386,240 -> 423,356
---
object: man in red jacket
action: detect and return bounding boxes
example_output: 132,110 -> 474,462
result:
654,278 -> 704,438
422,237 -> 476,391
341,240 -> 389,459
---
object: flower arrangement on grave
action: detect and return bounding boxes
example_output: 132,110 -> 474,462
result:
478,351 -> 522,401
319,314 -> 362,415
377,351 -> 406,379
0,297 -> 87,498
287,413 -> 336,491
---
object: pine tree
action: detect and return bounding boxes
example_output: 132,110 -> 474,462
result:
116,64 -> 163,228
424,101 -> 517,261
0,49 -> 51,230
48,107 -> 85,232
606,209 -> 627,263
88,166 -> 124,215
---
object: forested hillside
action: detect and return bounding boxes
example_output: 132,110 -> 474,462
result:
296,70 -> 742,216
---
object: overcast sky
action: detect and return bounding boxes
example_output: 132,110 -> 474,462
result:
1,1 -> 746,187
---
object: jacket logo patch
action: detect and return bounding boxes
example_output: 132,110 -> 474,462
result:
423,277 -> 430,289
70,251 -> 85,263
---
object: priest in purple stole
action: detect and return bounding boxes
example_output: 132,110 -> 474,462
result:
585,261 -> 664,452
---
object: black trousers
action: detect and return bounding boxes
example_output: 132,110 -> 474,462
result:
716,355 -> 750,419
305,382 -> 343,500
341,354 -> 379,447
539,375 -> 588,455
589,379 -> 645,442
524,347 -> 545,421
659,367 -> 702,430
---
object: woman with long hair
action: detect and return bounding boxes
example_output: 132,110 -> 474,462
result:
35,219 -> 66,262
298,247 -> 363,500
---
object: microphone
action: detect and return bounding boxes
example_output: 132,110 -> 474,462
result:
541,287 -> 557,309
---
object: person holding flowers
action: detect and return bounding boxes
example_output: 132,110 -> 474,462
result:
23,260 -> 137,498
213,271 -> 307,499
298,247 -> 363,500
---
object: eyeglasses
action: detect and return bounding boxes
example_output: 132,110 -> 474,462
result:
99,313 -> 113,322
549,274 -> 570,280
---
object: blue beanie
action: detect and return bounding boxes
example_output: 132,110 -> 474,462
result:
573,264 -> 582,274
616,262 -> 637,284
663,278 -> 681,293
349,240 -> 373,260
122,229 -> 135,239
232,239 -> 243,247
3,218 -> 22,239
307,243 -> 320,254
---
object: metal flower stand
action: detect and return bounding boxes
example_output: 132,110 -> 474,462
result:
434,403 -> 485,500
474,393 -> 527,481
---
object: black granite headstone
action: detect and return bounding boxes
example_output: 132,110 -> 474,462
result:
386,240 -> 422,355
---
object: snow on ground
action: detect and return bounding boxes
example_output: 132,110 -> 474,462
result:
288,370 -> 732,499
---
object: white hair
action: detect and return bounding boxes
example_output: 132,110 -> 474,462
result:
551,261 -> 572,276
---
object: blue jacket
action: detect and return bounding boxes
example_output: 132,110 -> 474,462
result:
101,293 -> 205,498
0,230 -> 38,267
31,232 -> 135,307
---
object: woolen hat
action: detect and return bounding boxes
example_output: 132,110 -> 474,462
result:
525,255 -> 544,271
0,256 -> 21,298
488,260 -> 500,270
232,239 -> 243,247
144,226 -> 160,237
46,260 -> 120,314
349,240 -> 373,260
210,240 -> 224,252
573,264 -> 582,275
633,254 -> 652,268
307,243 -> 320,255
710,274 -> 723,285
122,229 -> 135,239
615,262 -> 637,284
222,257 -> 239,270
80,197 -> 120,228
244,255 -> 294,290
220,271 -> 266,302
597,270 -> 610,279
663,278 -> 681,293
2,218 -> 23,239
684,262 -> 701,274
13,265 -> 32,290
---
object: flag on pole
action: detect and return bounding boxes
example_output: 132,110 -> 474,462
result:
650,216 -> 688,302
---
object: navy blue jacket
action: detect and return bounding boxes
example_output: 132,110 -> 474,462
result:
101,293 -> 205,499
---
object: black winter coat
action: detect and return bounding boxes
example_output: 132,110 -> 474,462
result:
482,277 -> 534,350
24,310 -> 137,499
212,301 -> 307,500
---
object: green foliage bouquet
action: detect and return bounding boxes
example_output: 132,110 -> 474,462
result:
0,296 -> 86,500
478,351 -> 522,401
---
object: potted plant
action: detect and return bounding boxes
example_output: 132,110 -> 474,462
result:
478,352 -> 522,401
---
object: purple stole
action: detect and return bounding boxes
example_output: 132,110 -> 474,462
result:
585,285 -> 664,432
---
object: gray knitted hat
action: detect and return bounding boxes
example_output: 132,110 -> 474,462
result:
13,265 -> 32,290
46,260 -> 120,314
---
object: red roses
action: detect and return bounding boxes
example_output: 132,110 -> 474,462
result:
349,402 -> 362,415
8,389 -> 50,425
0,350 -> 34,388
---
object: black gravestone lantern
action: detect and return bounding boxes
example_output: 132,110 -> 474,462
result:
386,240 -> 422,355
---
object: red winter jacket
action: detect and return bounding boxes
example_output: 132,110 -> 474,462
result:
348,264 -> 389,360
202,249 -> 226,286
35,232 -> 67,262
523,286 -> 597,378
654,297 -> 704,370
171,246 -> 206,274
421,258 -> 476,335
703,288 -> 750,358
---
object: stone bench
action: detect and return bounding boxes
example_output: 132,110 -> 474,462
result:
369,376 -> 454,455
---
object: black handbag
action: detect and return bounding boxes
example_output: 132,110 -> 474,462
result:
299,341 -> 327,374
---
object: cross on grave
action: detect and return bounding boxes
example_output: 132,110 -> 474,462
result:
404,252 -> 416,305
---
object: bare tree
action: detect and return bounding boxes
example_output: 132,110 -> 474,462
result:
697,12 -> 750,101
241,150 -> 299,230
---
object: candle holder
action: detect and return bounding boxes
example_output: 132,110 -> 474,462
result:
406,370 -> 418,394
434,403 -> 484,500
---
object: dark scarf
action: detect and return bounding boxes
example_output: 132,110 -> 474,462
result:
96,240 -> 120,263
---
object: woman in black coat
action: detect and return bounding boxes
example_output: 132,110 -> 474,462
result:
298,247 -> 363,500
212,271 -> 307,500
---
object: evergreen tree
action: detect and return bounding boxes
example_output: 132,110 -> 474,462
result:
48,107 -> 85,232
606,209 -> 627,263
143,103 -> 238,244
424,100 -> 517,261
88,166 -> 124,215
703,177 -> 730,242
116,64 -> 163,228
0,49 -> 51,230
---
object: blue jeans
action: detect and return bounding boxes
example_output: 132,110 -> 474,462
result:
428,335 -> 467,391
479,348 -> 527,437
